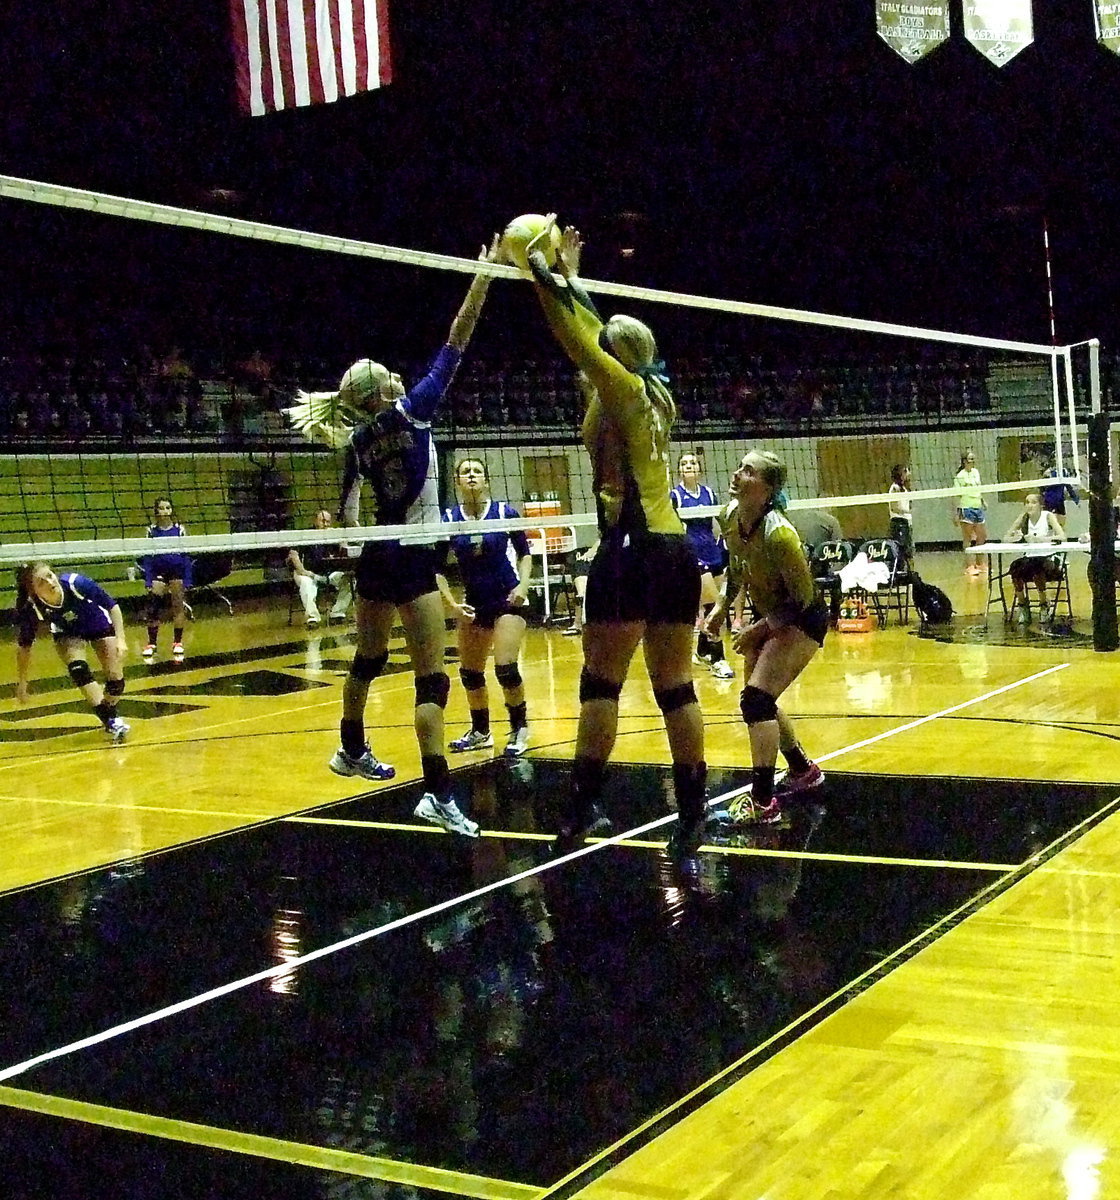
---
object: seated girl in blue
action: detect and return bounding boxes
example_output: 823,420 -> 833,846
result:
15,561 -> 130,742
437,458 -> 533,758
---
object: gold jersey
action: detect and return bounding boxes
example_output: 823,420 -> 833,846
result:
720,502 -> 816,619
535,283 -> 683,537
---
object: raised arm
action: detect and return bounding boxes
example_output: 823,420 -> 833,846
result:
447,235 -> 501,351
404,238 -> 501,426
527,222 -> 635,397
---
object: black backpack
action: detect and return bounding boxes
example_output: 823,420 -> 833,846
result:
910,572 -> 953,625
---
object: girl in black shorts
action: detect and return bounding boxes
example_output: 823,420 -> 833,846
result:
527,221 -> 706,859
437,458 -> 533,758
707,451 -> 827,826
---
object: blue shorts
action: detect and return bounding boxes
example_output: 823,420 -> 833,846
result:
959,507 -> 986,525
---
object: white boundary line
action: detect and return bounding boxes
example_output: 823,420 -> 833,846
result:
0,662 -> 1069,1082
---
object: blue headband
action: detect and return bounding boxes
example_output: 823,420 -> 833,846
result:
635,359 -> 670,384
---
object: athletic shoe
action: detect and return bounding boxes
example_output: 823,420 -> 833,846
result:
773,762 -> 825,798
141,643 -> 156,659
172,642 -> 185,660
710,659 -> 735,680
328,613 -> 348,625
414,793 -> 480,838
449,729 -> 494,753
107,717 -> 130,744
692,652 -> 710,667
727,793 -> 783,826
668,811 -> 708,861
504,726 -> 531,758
306,615 -> 321,628
328,746 -> 396,781
562,625 -> 581,637
1038,602 -> 1052,627
553,803 -> 612,852
1015,605 -> 1031,627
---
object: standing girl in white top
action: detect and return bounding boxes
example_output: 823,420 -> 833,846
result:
953,448 -> 987,576
887,464 -> 913,565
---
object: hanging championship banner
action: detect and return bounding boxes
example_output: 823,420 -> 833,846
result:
875,2 -> 950,63
1093,1 -> 1120,54
962,1 -> 1034,65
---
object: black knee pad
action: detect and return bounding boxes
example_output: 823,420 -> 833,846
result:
459,667 -> 487,691
654,682 -> 697,714
351,651 -> 389,683
105,676 -> 126,698
579,668 -> 623,704
67,660 -> 94,688
415,671 -> 450,709
494,662 -> 522,689
740,685 -> 777,725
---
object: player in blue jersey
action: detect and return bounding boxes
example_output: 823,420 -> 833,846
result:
437,458 -> 533,759
670,453 -> 734,679
15,561 -> 130,742
142,496 -> 192,661
285,237 -> 500,837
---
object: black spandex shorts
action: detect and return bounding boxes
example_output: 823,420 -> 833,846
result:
467,600 -> 526,631
355,541 -> 438,606
793,599 -> 831,647
585,531 -> 701,625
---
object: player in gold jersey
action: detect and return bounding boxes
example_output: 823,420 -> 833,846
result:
526,221 -> 706,857
708,451 -> 827,824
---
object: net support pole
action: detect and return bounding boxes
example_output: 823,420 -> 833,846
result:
1087,405 -> 1118,652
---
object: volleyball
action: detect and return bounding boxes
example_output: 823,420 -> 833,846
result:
500,213 -> 560,272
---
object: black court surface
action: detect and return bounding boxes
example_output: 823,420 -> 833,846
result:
2,760 -> 1117,1200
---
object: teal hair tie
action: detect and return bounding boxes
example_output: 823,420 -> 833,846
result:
636,359 -> 670,384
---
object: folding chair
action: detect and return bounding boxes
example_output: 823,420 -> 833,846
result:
188,554 -> 234,616
861,538 -> 911,625
810,540 -> 857,622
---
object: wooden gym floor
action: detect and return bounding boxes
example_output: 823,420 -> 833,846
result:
2,549 -> 1120,1200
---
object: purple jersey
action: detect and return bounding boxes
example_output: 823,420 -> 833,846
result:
144,522 -> 193,588
339,344 -> 462,543
670,483 -> 725,570
18,573 -> 116,646
443,501 -> 531,610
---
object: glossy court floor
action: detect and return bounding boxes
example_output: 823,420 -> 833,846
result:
3,552 -> 1120,1200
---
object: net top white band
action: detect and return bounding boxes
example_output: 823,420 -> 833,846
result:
0,173 -> 1065,355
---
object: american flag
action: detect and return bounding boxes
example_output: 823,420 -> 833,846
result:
230,0 -> 392,117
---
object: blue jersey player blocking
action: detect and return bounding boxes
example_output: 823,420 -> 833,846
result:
15,561 -> 130,742
436,458 -> 534,758
671,453 -> 734,679
285,236 -> 500,838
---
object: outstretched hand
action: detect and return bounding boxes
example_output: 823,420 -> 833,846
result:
557,225 -> 583,276
479,233 -> 502,264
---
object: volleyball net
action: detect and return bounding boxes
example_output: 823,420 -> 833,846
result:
0,173 -> 1096,578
